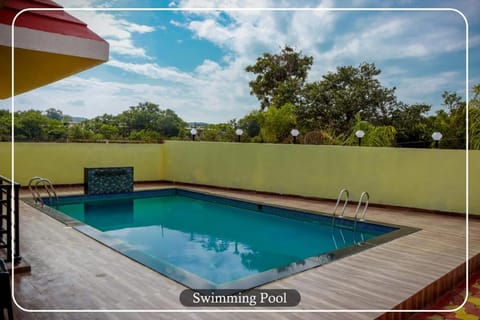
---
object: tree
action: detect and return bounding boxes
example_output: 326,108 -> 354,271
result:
117,102 -> 187,140
296,62 -> 400,135
303,129 -> 344,145
0,110 -> 11,141
470,84 -> 480,149
128,129 -> 162,142
433,91 -> 466,149
45,108 -> 64,121
344,115 -> 396,147
157,109 -> 187,138
390,103 -> 432,148
67,124 -> 91,141
258,103 -> 297,143
115,102 -> 160,137
202,122 -> 236,142
442,91 -> 463,113
14,110 -> 48,141
245,45 -> 313,109
45,119 -> 68,141
238,110 -> 261,139
470,108 -> 480,150
99,123 -> 119,140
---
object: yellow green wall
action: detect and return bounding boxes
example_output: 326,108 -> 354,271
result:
0,141 -> 477,214
163,141 -> 477,214
470,151 -> 480,215
0,142 -> 164,185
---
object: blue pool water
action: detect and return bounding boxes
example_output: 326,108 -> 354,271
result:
49,189 -> 407,289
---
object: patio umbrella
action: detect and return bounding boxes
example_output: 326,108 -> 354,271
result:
0,0 -> 109,99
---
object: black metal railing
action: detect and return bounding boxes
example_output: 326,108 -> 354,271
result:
0,176 -> 20,262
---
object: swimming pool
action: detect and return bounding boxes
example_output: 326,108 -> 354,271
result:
34,188 -> 417,290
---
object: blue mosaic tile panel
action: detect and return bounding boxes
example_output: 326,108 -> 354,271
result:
84,167 -> 133,195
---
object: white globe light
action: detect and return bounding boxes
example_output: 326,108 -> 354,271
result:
235,128 -> 243,136
290,129 -> 299,137
190,128 -> 197,135
432,132 -> 443,141
355,130 -> 365,138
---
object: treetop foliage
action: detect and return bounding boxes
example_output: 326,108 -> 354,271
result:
245,45 -> 313,110
1,102 -> 187,143
1,46 -> 478,149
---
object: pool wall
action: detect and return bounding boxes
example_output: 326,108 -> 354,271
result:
1,141 -> 478,214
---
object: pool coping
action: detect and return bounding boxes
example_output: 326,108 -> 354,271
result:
24,188 -> 420,293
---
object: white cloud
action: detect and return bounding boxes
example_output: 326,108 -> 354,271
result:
194,59 -> 221,74
317,13 -> 465,64
107,39 -> 149,58
169,19 -> 184,27
121,21 -> 155,34
56,4 -> 155,59
107,60 -> 194,82
383,71 -> 464,111
6,1 -> 474,123
74,11 -> 155,58
2,51 -> 259,122
55,0 -> 96,7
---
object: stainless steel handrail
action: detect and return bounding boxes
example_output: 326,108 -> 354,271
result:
332,189 -> 349,228
332,190 -> 370,245
28,177 -> 59,207
353,191 -> 369,222
28,176 -> 43,205
333,188 -> 349,218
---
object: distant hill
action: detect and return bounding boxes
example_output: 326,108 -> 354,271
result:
188,122 -> 209,127
71,116 -> 88,123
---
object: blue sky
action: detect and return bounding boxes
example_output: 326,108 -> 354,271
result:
3,0 -> 480,123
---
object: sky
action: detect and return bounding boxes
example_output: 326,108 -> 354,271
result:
2,0 -> 480,123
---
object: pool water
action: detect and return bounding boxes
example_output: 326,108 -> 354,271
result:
48,189 -> 410,289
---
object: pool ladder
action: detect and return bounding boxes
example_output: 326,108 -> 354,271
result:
28,176 -> 59,207
331,189 -> 370,243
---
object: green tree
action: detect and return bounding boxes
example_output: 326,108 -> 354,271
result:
157,109 -> 187,138
245,45 -> 313,109
129,129 -> 162,142
0,110 -> 11,141
14,110 -> 48,141
238,110 -> 261,139
45,119 -> 67,141
83,114 -> 117,137
202,123 -> 236,142
432,91 -> 466,149
391,103 -> 432,148
469,108 -> 480,150
45,108 -> 64,121
67,124 -> 91,141
442,91 -> 463,113
259,103 -> 297,143
345,115 -> 396,147
303,129 -> 344,145
469,84 -> 480,149
120,102 -> 161,133
472,84 -> 480,104
117,102 -> 187,140
99,123 -> 119,140
297,62 -> 400,135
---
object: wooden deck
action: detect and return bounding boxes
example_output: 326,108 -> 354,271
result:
10,183 -> 480,320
